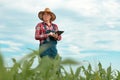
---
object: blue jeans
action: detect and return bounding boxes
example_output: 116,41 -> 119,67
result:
39,41 -> 57,58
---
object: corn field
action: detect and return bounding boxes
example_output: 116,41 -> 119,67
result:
0,49 -> 120,80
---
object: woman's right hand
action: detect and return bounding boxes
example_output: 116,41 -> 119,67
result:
48,32 -> 54,36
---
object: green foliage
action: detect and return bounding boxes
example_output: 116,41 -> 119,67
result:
0,50 -> 120,80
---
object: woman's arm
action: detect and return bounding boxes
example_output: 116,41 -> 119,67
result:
35,23 -> 49,40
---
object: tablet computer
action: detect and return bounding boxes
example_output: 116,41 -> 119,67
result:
55,31 -> 64,35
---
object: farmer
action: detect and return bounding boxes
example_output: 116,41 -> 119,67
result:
35,8 -> 62,59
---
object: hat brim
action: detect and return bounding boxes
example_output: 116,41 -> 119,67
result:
38,11 -> 56,21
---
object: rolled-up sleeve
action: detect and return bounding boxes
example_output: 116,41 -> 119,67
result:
35,23 -> 48,40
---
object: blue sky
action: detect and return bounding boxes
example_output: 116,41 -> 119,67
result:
0,0 -> 120,70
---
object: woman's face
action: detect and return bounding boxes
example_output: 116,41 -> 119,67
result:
43,12 -> 51,22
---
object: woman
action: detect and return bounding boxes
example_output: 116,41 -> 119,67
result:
35,8 -> 62,58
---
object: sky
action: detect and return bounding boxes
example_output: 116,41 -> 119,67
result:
0,0 -> 120,70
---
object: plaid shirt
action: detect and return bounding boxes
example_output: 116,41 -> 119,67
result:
35,22 -> 62,44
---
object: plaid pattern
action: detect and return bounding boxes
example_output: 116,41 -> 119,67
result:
35,22 -> 61,44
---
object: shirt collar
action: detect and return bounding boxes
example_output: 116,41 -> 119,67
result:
43,22 -> 52,27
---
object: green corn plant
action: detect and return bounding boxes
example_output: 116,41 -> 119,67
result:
106,65 -> 113,80
116,70 -> 120,80
0,49 -> 120,80
0,53 -> 7,80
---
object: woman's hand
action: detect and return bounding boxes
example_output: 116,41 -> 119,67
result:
48,32 -> 54,36
52,33 -> 58,39
48,32 -> 58,39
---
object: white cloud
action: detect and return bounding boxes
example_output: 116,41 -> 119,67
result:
0,40 -> 23,47
0,25 -> 8,33
102,0 -> 120,17
4,53 -> 26,67
1,0 -> 120,55
0,25 -> 6,29
0,0 -> 62,13
1,0 -> 119,17
0,40 -> 23,52
62,0 -> 100,16
11,28 -> 37,44
61,52 -> 99,59
59,44 -> 100,59
58,18 -> 120,53
0,24 -> 37,45
1,47 -> 20,52
68,45 -> 80,54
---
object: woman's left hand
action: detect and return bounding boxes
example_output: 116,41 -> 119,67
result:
52,33 -> 58,39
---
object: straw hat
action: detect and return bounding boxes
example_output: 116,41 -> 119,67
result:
38,8 -> 56,21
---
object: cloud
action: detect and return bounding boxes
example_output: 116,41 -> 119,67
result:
4,53 -> 28,67
56,18 -> 120,59
0,0 -> 62,14
1,0 -> 120,56
1,0 -> 119,18
102,0 -> 120,17
61,53 -> 99,59
0,40 -> 23,47
0,40 -> 23,52
62,0 -> 100,16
